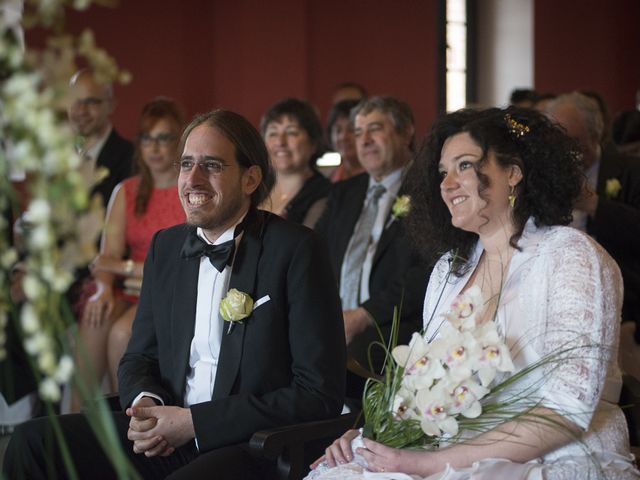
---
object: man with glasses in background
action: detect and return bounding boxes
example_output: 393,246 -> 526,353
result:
68,68 -> 133,208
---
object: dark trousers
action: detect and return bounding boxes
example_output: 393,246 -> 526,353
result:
3,412 -> 275,479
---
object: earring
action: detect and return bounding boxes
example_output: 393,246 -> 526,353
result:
508,185 -> 516,208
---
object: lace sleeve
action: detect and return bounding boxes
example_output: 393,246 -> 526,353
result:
536,228 -> 622,429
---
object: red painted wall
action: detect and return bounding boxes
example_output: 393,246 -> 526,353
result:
31,0 -> 438,142
535,0 -> 640,117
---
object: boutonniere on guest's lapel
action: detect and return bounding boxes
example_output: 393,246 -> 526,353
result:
391,195 -> 411,220
220,288 -> 254,334
605,178 -> 622,199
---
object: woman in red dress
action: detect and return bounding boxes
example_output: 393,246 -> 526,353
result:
71,98 -> 185,412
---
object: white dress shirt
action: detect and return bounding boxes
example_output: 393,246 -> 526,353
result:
133,218 -> 243,409
184,223 -> 241,407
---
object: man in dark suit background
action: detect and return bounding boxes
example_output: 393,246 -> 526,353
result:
546,91 -> 640,341
317,96 -> 429,389
68,68 -> 133,208
4,109 -> 345,479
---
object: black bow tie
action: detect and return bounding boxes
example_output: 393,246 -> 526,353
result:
181,230 -> 237,272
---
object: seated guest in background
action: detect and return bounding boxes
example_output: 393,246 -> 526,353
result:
546,92 -> 640,342
259,97 -> 331,228
310,107 -> 637,480
71,98 -> 186,412
327,99 -> 365,182
4,109 -> 345,480
613,109 -> 640,157
316,96 -> 429,392
331,81 -> 367,105
509,88 -> 538,109
532,92 -> 556,112
67,68 -> 133,208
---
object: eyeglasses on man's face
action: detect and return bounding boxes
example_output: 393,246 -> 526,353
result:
140,133 -> 177,148
174,159 -> 230,176
71,97 -> 107,110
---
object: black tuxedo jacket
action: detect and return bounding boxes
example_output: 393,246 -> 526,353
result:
92,129 -> 134,208
591,149 -> 640,321
316,172 -> 428,329
118,210 -> 345,453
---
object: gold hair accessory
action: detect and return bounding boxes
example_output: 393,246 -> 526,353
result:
505,113 -> 530,138
508,185 -> 516,208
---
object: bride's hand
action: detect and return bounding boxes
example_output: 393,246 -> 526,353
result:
357,437 -> 431,475
310,429 -> 360,469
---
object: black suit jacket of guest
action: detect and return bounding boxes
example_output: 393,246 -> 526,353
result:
315,172 -> 428,328
591,148 -> 640,320
92,129 -> 134,208
118,210 -> 346,453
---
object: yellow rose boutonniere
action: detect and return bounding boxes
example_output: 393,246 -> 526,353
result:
220,288 -> 254,334
605,178 -> 622,199
392,195 -> 411,220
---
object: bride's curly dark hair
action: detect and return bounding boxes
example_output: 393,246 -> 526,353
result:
406,107 -> 584,276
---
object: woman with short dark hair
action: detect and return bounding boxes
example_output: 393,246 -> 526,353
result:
259,98 -> 330,227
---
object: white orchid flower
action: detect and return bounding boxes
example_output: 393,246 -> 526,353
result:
430,325 -> 481,382
416,385 -> 458,437
472,322 -> 515,386
446,378 -> 489,418
391,387 -> 419,420
445,285 -> 484,331
393,333 -> 446,390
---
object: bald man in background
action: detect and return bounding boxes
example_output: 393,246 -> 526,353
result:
68,68 -> 134,208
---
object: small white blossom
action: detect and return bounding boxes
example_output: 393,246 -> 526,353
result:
26,198 -> 51,224
24,331 -> 51,355
38,350 -> 57,375
22,274 -> 44,300
52,271 -> 73,292
53,355 -> 74,383
0,248 -> 18,269
39,377 -> 61,402
29,224 -> 53,249
20,303 -> 40,334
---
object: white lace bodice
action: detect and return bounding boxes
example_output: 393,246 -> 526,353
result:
424,219 -> 627,457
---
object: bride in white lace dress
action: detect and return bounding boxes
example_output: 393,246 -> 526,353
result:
306,107 -> 639,480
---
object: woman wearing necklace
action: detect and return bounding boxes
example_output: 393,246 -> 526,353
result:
260,98 -> 331,228
308,107 -> 637,479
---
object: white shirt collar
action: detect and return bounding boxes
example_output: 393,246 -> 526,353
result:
84,125 -> 113,160
196,211 -> 247,245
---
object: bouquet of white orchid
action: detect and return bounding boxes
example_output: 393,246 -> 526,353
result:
361,286 -> 516,449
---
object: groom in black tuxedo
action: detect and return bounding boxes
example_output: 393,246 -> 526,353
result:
4,110 -> 345,479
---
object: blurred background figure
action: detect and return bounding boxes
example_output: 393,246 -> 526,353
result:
331,81 -> 367,105
533,92 -> 556,112
67,68 -> 134,208
326,99 -> 364,183
509,88 -> 539,108
259,97 -> 331,228
71,98 -> 185,412
546,91 -> 640,345
613,110 -> 640,157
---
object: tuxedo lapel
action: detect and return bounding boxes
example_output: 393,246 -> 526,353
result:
212,210 -> 264,400
171,231 -> 200,386
373,218 -> 399,266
